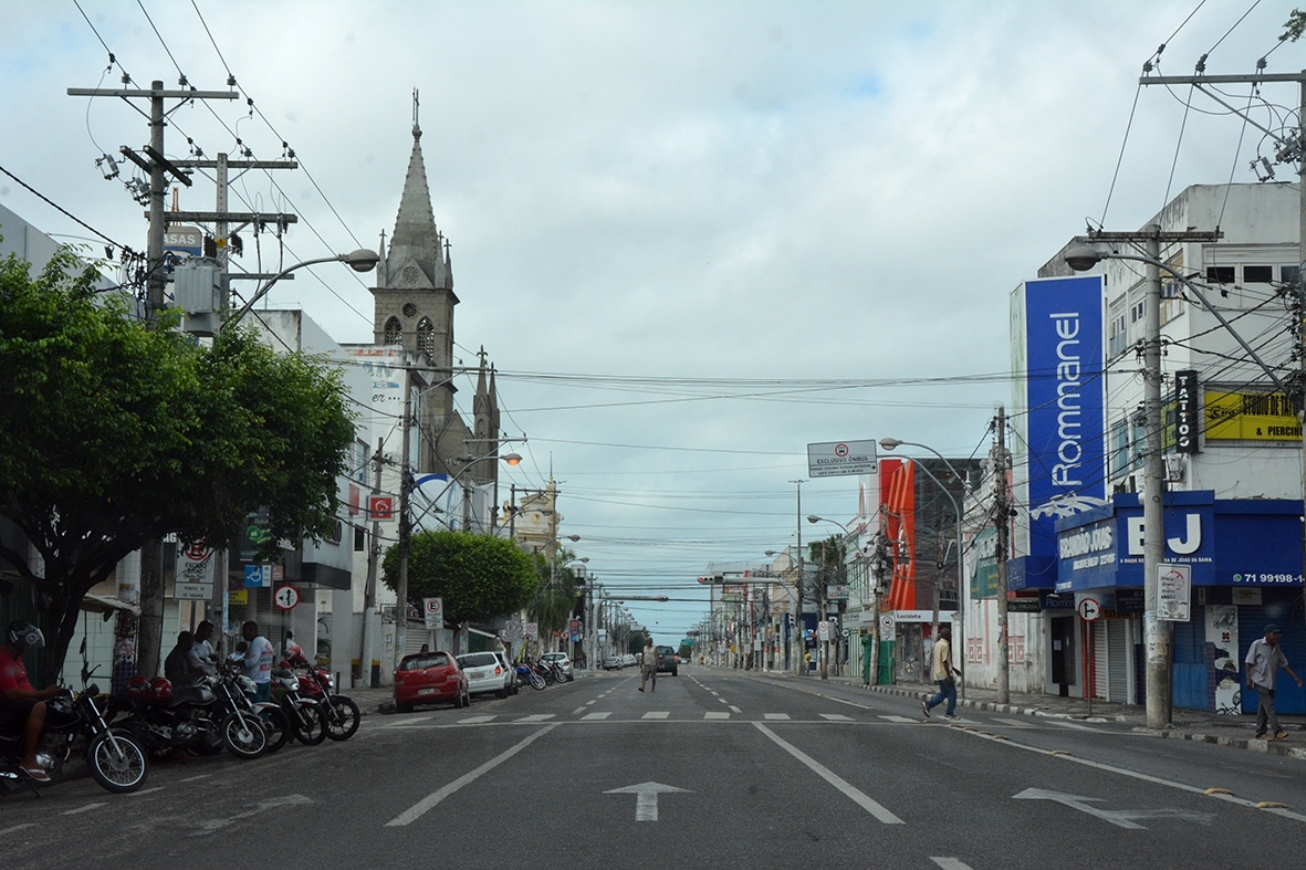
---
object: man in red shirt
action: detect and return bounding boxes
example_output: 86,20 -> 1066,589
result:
0,621 -> 62,782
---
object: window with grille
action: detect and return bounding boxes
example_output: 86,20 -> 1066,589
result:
384,316 -> 402,344
417,317 -> 436,358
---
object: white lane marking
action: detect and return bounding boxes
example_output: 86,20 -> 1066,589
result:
0,824 -> 35,836
179,774 -> 213,782
126,787 -> 164,797
386,725 -> 557,827
604,781 -> 691,822
820,714 -> 852,721
993,717 -> 1036,728
62,803 -> 106,815
195,795 -> 312,835
582,712 -> 612,721
754,723 -> 904,824
879,714 -> 920,724
457,715 -> 497,724
931,858 -> 974,870
1013,788 -> 1214,829
515,714 -> 556,722
642,712 -> 670,720
729,705 -> 742,714
586,700 -> 597,705
764,713 -> 791,720
704,712 -> 730,720
571,707 -> 587,716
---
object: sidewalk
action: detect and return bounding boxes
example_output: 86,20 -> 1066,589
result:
756,669 -> 1306,762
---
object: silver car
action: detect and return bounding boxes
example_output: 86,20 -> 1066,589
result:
457,652 -> 511,698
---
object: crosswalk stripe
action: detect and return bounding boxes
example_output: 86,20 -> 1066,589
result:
516,714 -> 556,722
457,715 -> 497,724
581,712 -> 611,721
764,713 -> 790,720
820,714 -> 852,721
879,714 -> 919,724
704,712 -> 730,720
642,711 -> 670,720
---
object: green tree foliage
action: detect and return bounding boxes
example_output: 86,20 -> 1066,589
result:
529,548 -> 583,638
678,641 -> 693,660
382,529 -> 537,625
1284,9 -> 1306,42
627,629 -> 649,655
0,248 -> 355,682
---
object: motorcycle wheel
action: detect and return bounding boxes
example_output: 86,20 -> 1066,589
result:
324,696 -> 360,741
528,672 -> 546,690
220,712 -> 268,760
87,730 -> 148,793
259,707 -> 292,753
291,703 -> 327,746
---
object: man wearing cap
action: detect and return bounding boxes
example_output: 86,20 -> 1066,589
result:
1245,624 -> 1302,740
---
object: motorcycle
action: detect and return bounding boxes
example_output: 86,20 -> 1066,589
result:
269,667 -> 327,746
286,658 -> 360,741
117,665 -> 272,761
0,684 -> 148,794
207,657 -> 269,759
515,661 -> 547,691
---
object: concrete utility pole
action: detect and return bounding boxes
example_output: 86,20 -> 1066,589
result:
67,79 -> 236,678
993,404 -> 1010,705
394,371 -> 415,670
361,438 -> 384,687
790,479 -> 806,675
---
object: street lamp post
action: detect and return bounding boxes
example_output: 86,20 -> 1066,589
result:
227,248 -> 380,327
877,439 -> 969,700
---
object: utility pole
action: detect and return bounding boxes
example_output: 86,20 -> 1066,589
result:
361,438 -> 384,688
394,370 -> 415,671
789,479 -> 806,675
993,404 -> 1010,705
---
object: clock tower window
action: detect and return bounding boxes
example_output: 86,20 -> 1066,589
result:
417,317 -> 437,358
384,316 -> 402,345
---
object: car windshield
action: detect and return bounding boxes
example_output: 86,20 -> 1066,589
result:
458,653 -> 499,668
401,653 -> 450,670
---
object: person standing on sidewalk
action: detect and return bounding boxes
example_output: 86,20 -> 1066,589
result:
1245,624 -> 1302,740
922,625 -> 961,720
638,638 -> 658,692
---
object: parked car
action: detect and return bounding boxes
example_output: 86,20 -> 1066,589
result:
540,652 -> 574,682
457,652 -> 511,698
602,654 -> 623,670
394,650 -> 468,713
655,645 -> 678,676
492,651 -> 519,694
622,653 -> 637,668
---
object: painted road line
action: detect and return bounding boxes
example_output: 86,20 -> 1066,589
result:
571,707 -> 587,716
515,714 -> 556,722
993,717 -> 1036,728
126,787 -> 164,797
1044,719 -> 1101,732
729,705 -> 743,713
755,723 -> 904,824
704,712 -> 730,720
179,774 -> 213,782
604,781 -> 691,822
879,714 -> 919,724
0,824 -> 35,836
457,715 -> 497,724
62,803 -> 106,815
642,711 -> 670,720
820,714 -> 853,721
582,712 -> 612,721
931,858 -> 975,870
718,697 -> 729,704
764,713 -> 791,720
386,725 -> 558,827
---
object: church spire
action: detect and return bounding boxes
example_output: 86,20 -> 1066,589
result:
383,88 -> 452,292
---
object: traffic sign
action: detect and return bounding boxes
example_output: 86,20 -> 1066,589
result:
818,620 -> 830,641
524,622 -> 538,640
879,613 -> 896,641
423,598 -> 443,630
369,495 -> 393,520
1077,596 -> 1101,622
274,585 -> 300,611
244,564 -> 271,588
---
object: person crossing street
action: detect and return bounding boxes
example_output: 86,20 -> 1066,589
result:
638,638 -> 658,693
922,625 -> 961,720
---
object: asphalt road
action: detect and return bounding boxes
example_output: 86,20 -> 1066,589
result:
3,666 -> 1304,869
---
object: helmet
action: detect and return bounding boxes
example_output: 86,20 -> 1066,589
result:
150,677 -> 174,702
6,621 -> 43,654
126,675 -> 152,699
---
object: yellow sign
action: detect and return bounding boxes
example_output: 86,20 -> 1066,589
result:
1204,391 -> 1301,441
229,590 -> 248,605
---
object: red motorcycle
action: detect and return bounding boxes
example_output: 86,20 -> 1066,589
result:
283,658 -> 360,741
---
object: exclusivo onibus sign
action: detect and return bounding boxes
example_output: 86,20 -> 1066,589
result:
807,440 -> 878,478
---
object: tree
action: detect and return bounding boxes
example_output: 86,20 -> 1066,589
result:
381,529 -> 537,625
529,548 -> 583,641
0,248 -> 355,683
627,629 -> 649,655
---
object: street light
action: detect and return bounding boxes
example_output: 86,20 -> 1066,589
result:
227,248 -> 380,327
807,515 -> 848,681
877,439 -> 970,699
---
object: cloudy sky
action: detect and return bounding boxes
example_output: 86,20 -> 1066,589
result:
2,1 -> 1300,641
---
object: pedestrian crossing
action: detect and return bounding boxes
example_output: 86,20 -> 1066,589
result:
413,711 -> 983,725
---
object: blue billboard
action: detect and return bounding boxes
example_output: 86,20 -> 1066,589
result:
1020,275 -> 1106,584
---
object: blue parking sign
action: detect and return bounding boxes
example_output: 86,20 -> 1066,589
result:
244,565 -> 266,588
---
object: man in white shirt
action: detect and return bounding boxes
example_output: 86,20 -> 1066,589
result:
241,621 -> 275,703
188,620 -> 217,679
1245,624 -> 1301,740
638,638 -> 658,693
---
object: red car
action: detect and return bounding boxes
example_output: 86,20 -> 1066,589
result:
395,650 -> 470,713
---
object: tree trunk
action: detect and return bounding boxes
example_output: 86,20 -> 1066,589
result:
136,539 -> 165,679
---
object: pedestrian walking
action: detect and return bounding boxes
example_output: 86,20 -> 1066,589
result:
638,638 -> 658,692
1245,624 -> 1302,740
922,625 -> 961,720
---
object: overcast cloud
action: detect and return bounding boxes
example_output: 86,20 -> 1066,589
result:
2,1 -> 1298,639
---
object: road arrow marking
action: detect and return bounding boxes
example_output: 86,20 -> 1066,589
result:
604,781 -> 692,821
1013,788 -> 1214,829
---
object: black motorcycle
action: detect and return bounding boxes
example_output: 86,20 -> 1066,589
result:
0,684 -> 149,794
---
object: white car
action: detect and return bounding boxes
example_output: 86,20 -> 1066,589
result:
541,652 -> 574,681
492,650 -> 519,695
622,653 -> 637,668
602,654 -> 623,670
457,652 -> 510,698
